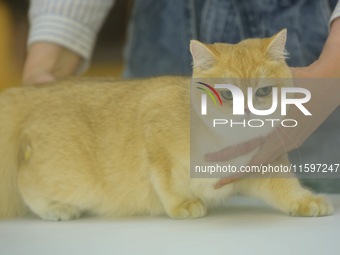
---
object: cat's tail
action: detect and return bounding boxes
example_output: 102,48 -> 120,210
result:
0,95 -> 27,218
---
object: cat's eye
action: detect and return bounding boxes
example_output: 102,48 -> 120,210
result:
256,86 -> 272,97
220,89 -> 233,100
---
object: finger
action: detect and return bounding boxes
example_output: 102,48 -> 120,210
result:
290,66 -> 309,78
248,149 -> 280,167
33,73 -> 56,85
213,173 -> 249,189
24,73 -> 56,86
205,137 -> 265,162
248,132 -> 284,166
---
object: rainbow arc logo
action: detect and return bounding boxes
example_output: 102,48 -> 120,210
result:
196,82 -> 222,106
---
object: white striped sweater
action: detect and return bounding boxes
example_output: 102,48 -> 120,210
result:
28,0 -> 340,65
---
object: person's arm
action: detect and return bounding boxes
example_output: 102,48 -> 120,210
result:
293,8 -> 340,78
247,17 -> 340,160
23,0 -> 115,85
213,14 -> 340,188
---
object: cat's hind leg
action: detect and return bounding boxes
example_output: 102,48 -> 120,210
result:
17,154 -> 83,220
234,155 -> 333,217
17,168 -> 84,221
21,195 -> 80,221
17,169 -> 81,221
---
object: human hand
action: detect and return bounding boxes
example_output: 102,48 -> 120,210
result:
213,64 -> 339,188
22,42 -> 82,85
209,126 -> 295,189
204,138 -> 264,188
213,19 -> 340,188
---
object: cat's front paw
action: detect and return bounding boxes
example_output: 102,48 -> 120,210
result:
289,195 -> 333,217
168,199 -> 207,219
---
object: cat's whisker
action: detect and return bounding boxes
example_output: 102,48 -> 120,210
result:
273,127 -> 288,155
276,125 -> 303,165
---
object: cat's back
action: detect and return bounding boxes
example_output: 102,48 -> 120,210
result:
0,76 -> 190,120
0,76 -> 191,153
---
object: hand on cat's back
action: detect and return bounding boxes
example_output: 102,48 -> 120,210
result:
22,42 -> 81,85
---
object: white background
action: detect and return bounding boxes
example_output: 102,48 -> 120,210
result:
1,195 -> 339,255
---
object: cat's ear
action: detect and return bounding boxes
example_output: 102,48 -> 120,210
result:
265,29 -> 288,61
190,40 -> 217,70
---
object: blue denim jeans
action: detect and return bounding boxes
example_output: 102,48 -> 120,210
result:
124,0 -> 339,192
124,0 -> 331,77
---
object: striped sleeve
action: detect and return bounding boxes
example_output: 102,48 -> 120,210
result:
330,0 -> 340,25
28,0 -> 115,62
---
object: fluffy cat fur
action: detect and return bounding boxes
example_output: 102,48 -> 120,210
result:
0,30 -> 333,220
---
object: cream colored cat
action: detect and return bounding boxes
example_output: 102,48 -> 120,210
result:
0,30 -> 333,220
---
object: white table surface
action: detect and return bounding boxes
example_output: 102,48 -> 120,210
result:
1,195 -> 340,255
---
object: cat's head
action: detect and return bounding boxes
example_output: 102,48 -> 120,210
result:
190,29 -> 291,79
190,30 -> 293,140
